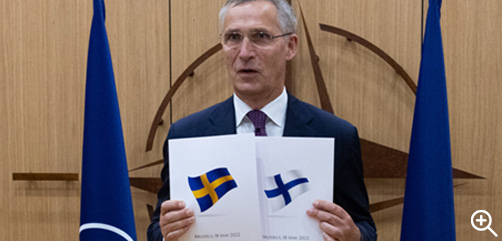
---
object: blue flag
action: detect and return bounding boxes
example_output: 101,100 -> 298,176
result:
400,0 -> 456,240
188,167 -> 238,212
79,1 -> 137,240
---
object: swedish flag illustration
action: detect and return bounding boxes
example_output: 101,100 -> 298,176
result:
188,167 -> 238,212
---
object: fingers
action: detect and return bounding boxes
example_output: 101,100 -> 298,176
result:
322,232 -> 335,241
164,225 -> 192,240
314,200 -> 350,219
307,200 -> 348,227
162,208 -> 195,235
160,200 -> 186,215
307,200 -> 361,241
160,200 -> 195,241
319,221 -> 344,240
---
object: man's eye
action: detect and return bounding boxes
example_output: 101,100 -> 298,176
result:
227,33 -> 242,41
256,31 -> 271,39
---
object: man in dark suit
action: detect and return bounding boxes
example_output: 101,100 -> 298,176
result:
148,0 -> 376,240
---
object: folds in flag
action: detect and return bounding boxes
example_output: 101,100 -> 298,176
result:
401,0 -> 456,240
79,1 -> 137,241
264,170 -> 310,212
188,167 -> 238,212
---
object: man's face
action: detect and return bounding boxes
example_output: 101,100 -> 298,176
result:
221,1 -> 297,103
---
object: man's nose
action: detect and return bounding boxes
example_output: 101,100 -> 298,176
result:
238,38 -> 255,60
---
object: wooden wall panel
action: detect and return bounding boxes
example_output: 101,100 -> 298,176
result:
105,0 -> 171,239
441,0 -> 502,239
1,1 -> 91,240
170,0 -> 229,122
0,0 -> 11,236
1,0 -> 170,240
106,0 -> 171,165
292,0 -> 421,153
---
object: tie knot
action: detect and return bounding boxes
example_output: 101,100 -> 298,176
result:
247,110 -> 267,136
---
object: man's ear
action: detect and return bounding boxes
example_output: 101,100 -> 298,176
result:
285,34 -> 299,61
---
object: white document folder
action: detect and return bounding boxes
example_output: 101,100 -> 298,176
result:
169,134 -> 334,241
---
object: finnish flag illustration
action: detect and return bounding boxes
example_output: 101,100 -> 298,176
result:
264,170 -> 310,212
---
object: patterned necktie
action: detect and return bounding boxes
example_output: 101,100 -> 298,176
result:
247,110 -> 268,136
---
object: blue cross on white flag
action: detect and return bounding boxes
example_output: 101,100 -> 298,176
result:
264,170 -> 310,212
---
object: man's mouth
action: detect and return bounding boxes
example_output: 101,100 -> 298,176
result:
238,69 -> 259,74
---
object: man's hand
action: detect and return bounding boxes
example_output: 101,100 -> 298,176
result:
306,200 -> 361,241
159,200 -> 195,241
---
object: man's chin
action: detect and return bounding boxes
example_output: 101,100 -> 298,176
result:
235,88 -> 261,96
233,85 -> 263,98
237,71 -> 260,79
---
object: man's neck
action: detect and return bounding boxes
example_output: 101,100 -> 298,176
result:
235,86 -> 285,110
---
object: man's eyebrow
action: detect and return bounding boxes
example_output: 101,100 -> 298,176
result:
223,27 -> 271,33
249,27 -> 272,32
224,28 -> 241,33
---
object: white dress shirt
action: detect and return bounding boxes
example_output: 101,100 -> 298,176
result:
234,87 -> 288,137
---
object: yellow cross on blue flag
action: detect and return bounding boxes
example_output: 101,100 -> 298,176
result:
188,167 -> 238,212
79,1 -> 137,240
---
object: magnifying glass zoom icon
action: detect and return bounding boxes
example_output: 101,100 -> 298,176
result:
471,210 -> 498,237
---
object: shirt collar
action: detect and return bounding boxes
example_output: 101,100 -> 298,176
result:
234,87 -> 288,127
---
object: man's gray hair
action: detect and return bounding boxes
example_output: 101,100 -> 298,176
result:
219,0 -> 297,34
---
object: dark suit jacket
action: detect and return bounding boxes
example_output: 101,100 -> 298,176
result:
147,94 -> 377,241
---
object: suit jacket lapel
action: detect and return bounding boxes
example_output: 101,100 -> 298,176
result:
283,94 -> 317,137
208,96 -> 237,135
